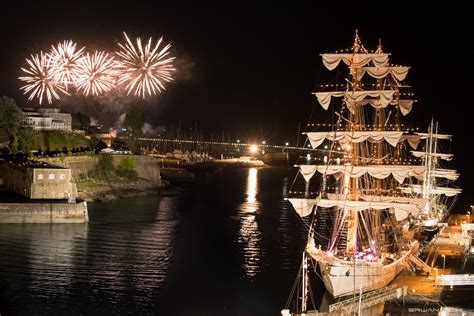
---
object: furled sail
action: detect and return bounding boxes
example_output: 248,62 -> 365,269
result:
297,164 -> 426,183
321,53 -> 389,71
287,197 -> 421,221
305,131 -> 404,148
355,66 -> 410,81
397,100 -> 415,116
402,135 -> 421,149
327,193 -> 424,205
411,151 -> 453,161
314,90 -> 395,110
416,132 -> 452,140
398,184 -> 462,197
432,169 -> 459,181
286,198 -> 319,217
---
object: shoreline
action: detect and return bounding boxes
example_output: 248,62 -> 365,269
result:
77,167 -> 196,202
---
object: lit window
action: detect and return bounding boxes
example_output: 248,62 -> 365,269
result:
48,174 -> 55,180
37,174 -> 44,180
59,174 -> 65,180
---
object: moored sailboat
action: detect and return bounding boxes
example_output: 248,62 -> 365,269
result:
283,31 -> 461,313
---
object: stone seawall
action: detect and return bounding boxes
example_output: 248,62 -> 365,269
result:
0,201 -> 88,223
41,155 -> 161,185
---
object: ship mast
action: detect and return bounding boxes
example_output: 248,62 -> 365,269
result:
416,119 -> 460,225
300,251 -> 308,312
422,119 -> 434,217
346,30 -> 364,256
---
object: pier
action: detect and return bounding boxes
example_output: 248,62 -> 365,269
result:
386,213 -> 473,304
437,274 -> 474,286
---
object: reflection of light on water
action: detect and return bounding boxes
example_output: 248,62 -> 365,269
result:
246,167 -> 258,206
238,167 -> 261,277
17,224 -> 87,300
0,196 -> 181,310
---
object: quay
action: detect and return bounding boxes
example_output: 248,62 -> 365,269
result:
391,213 -> 474,300
0,158 -> 88,223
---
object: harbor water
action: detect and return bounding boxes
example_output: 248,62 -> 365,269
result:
0,167 -> 308,315
0,167 -> 473,314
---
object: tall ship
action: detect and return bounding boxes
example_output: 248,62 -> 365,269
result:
283,31 -> 461,313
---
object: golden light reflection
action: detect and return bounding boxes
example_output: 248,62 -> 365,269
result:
238,167 -> 261,277
246,167 -> 258,206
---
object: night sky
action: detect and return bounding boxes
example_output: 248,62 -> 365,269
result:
0,2 -> 472,209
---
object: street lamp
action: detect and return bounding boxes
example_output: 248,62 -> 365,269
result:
442,254 -> 446,274
249,145 -> 258,154
285,142 -> 289,146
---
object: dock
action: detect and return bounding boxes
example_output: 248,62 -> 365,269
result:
437,274 -> 474,286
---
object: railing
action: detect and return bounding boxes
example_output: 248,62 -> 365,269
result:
408,254 -> 431,273
328,285 -> 407,313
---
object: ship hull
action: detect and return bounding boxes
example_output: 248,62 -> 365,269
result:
318,257 -> 404,297
308,241 -> 418,298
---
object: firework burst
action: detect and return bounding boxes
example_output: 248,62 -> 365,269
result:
75,51 -> 116,96
49,40 -> 85,89
19,52 -> 69,105
115,32 -> 175,98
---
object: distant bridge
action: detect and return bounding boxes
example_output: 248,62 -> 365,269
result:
99,133 -> 334,155
136,137 -> 318,153
97,136 -> 334,164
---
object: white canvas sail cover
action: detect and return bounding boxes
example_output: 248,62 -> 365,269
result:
355,66 -> 410,81
287,197 -> 420,221
397,100 -> 415,116
402,135 -> 421,150
416,132 -> 452,140
286,198 -> 319,217
297,164 -> 426,184
321,53 -> 389,71
314,90 -> 395,110
327,193 -> 424,205
432,169 -> 459,180
398,184 -> 462,197
313,91 -> 344,110
411,151 -> 453,161
306,131 -> 404,148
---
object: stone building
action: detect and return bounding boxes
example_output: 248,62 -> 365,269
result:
0,159 -> 76,201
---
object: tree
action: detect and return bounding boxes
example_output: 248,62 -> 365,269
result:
0,96 -> 23,152
17,127 -> 35,155
72,112 -> 91,130
0,96 -> 22,134
9,134 -> 19,153
116,156 -> 138,181
98,154 -> 114,175
124,106 -> 143,154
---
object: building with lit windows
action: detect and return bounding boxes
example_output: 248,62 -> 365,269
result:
22,108 -> 72,131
